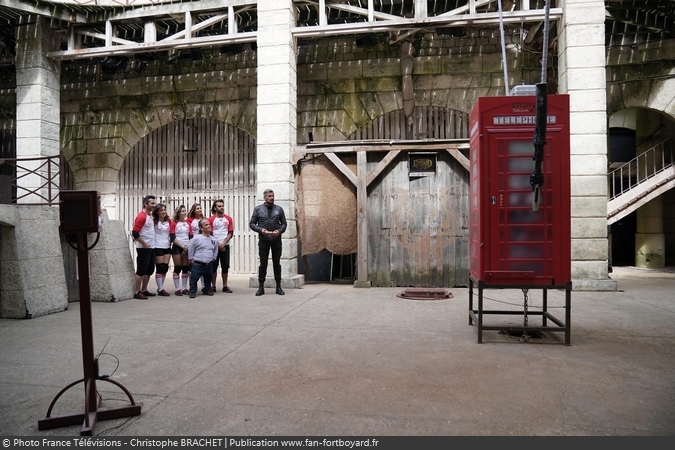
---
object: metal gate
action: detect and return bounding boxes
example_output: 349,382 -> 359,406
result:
116,118 -> 257,274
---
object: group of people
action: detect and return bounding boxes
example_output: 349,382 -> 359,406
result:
131,189 -> 287,299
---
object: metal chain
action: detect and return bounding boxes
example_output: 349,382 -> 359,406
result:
522,288 -> 529,326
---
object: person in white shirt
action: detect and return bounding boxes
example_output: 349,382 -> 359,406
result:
170,205 -> 192,296
132,195 -> 156,300
208,199 -> 234,293
153,204 -> 172,297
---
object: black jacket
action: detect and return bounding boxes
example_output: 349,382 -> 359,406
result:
249,203 -> 287,241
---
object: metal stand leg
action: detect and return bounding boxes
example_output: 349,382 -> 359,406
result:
468,277 -> 571,345
477,283 -> 484,344
38,233 -> 141,435
468,278 -> 474,325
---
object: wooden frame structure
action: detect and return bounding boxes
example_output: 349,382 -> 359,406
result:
295,139 -> 469,286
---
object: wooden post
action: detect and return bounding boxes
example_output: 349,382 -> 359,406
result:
354,150 -> 371,287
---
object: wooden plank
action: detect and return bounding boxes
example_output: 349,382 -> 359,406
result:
446,148 -> 470,172
325,152 -> 358,187
366,150 -> 401,188
300,140 -> 469,154
356,150 -> 369,286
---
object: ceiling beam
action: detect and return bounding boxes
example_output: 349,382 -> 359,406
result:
47,31 -> 257,60
0,0 -> 86,24
293,8 -> 562,39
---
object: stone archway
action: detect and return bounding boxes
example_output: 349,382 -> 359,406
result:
116,118 -> 258,274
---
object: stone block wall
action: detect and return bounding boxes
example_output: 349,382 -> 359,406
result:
297,29 -> 541,144
0,205 -> 68,319
88,210 -> 136,302
59,50 -> 258,216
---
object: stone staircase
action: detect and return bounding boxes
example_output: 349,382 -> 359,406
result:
607,138 -> 675,225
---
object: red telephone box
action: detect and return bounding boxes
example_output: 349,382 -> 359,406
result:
469,94 -> 571,285
468,93 -> 572,344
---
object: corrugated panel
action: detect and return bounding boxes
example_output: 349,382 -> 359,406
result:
116,118 -> 257,274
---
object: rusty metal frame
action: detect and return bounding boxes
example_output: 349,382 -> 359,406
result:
468,276 -> 572,345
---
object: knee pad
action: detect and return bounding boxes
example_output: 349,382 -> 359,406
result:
182,266 -> 190,275
173,265 -> 182,274
156,263 -> 170,275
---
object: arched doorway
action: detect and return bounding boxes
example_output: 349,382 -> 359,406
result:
116,118 -> 258,274
608,108 -> 675,267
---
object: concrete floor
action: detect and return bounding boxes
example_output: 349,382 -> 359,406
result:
1,267 -> 674,436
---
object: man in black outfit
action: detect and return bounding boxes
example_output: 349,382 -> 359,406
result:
249,189 -> 287,296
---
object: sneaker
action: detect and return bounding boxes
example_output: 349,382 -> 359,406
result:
206,291 -> 214,296
134,291 -> 148,300
157,290 -> 170,297
223,286 -> 233,293
210,286 -> 216,292
183,289 -> 189,295
189,292 -> 196,299
202,288 -> 209,295
175,290 -> 183,296
143,290 -> 156,297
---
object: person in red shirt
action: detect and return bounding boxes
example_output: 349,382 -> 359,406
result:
208,199 -> 235,293
132,195 -> 156,300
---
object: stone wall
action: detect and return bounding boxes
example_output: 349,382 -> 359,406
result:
59,50 -> 258,214
0,205 -> 68,319
297,30 -> 542,144
88,210 -> 136,302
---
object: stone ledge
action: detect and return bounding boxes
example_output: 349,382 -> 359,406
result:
248,275 -> 305,289
572,279 -> 618,292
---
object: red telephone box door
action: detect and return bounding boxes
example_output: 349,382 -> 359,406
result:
485,131 -> 566,284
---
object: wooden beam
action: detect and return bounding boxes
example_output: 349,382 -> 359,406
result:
293,8 -> 562,38
46,31 -> 257,60
0,0 -> 86,24
355,150 -> 371,287
325,153 -> 358,187
366,150 -> 401,188
96,0 -> 256,21
446,148 -> 470,172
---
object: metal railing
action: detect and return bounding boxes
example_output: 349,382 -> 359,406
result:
609,137 -> 674,200
0,155 -> 61,205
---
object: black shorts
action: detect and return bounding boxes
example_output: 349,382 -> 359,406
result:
154,247 -> 171,257
171,243 -> 187,255
212,245 -> 230,272
135,248 -> 155,276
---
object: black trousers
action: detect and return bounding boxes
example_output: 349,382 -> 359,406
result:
258,238 -> 282,282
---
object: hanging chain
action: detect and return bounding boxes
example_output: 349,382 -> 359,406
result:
522,288 -> 529,326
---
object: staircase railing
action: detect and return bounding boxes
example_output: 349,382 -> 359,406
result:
609,137 -> 674,200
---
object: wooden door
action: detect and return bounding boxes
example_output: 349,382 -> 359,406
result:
351,107 -> 470,287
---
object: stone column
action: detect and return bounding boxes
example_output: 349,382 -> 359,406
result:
253,0 -> 304,288
14,18 -> 61,203
635,197 -> 665,268
558,0 -> 616,290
